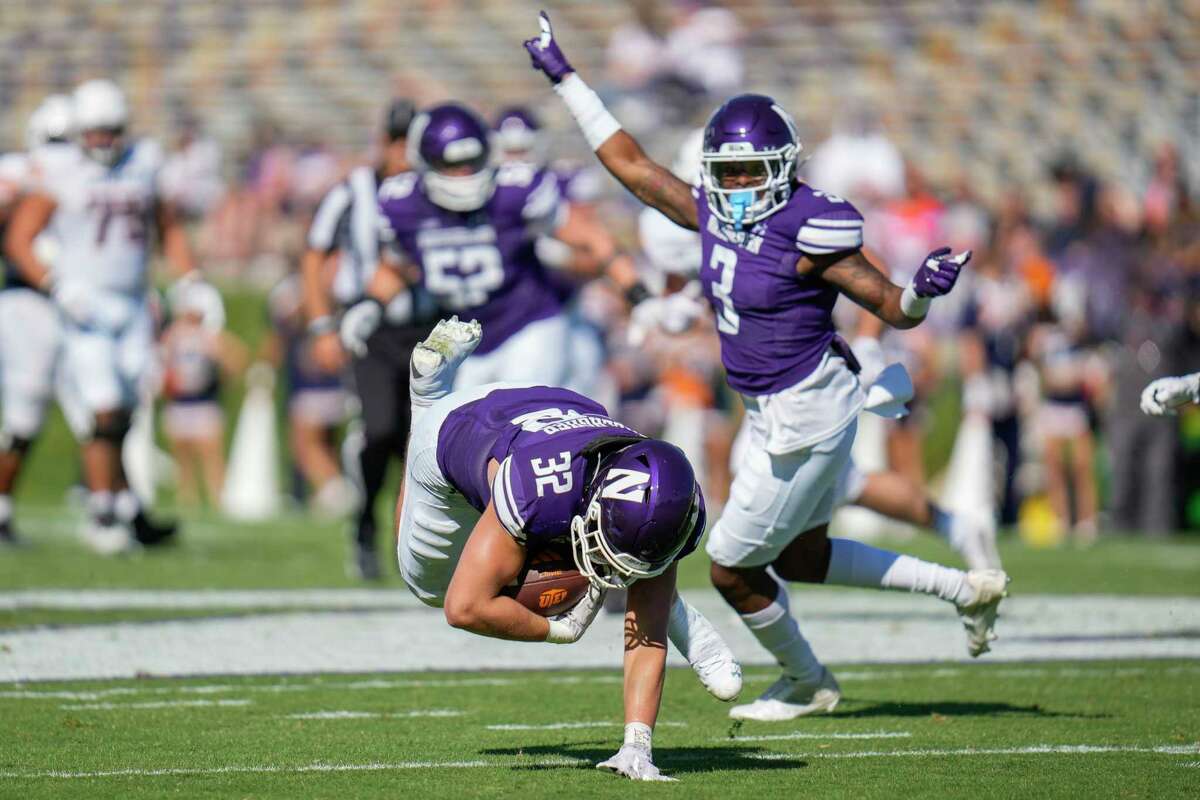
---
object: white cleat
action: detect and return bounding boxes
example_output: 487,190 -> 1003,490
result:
668,597 -> 743,702
728,668 -> 840,721
82,522 -> 134,556
956,569 -> 1009,657
409,316 -> 482,402
950,514 -> 1003,572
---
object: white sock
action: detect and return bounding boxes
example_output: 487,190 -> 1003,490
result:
88,491 -> 116,525
825,538 -> 972,605
0,494 -> 12,526
668,595 -> 722,664
739,581 -> 824,685
115,490 -> 141,524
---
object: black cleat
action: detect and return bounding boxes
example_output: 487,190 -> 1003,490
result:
349,541 -> 382,581
132,512 -> 179,547
0,520 -> 21,547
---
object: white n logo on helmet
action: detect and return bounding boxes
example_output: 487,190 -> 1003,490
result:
601,469 -> 651,503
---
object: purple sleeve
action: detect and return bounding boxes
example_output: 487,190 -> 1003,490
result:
794,190 -> 865,256
491,446 -> 585,546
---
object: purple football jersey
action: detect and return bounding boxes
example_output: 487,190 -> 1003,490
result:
436,385 -> 641,548
695,183 -> 865,395
378,163 -> 567,354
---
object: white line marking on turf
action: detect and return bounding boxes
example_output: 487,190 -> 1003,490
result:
486,721 -> 687,731
748,745 -> 1200,761
60,699 -> 252,711
2,744 -> 1197,780
286,710 -> 464,720
726,731 -> 912,742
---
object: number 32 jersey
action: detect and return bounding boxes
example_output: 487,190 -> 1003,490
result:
435,384 -> 702,560
695,182 -> 865,397
378,165 -> 567,355
33,139 -> 165,296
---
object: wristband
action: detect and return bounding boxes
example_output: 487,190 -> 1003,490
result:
307,315 -> 336,336
554,74 -> 622,151
900,284 -> 931,319
625,282 -> 651,307
623,722 -> 653,752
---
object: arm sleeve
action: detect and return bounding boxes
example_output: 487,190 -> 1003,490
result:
307,183 -> 352,252
795,202 -> 865,256
490,456 -> 528,542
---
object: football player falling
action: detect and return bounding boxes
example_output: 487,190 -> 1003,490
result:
527,13 -> 1009,723
394,317 -> 741,782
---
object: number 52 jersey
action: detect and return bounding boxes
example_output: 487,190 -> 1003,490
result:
33,139 -> 165,296
378,164 -> 568,356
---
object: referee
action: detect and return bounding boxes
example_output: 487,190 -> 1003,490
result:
302,99 -> 436,580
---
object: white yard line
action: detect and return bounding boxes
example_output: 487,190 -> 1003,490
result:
726,731 -> 912,742
1,744 -> 1196,780
486,721 -> 687,731
61,699 -> 252,711
4,664 -> 1198,702
286,709 -> 464,720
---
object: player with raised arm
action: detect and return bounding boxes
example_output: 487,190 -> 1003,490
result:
1141,372 -> 1200,416
339,103 -> 639,389
0,95 -> 74,546
526,13 -> 1008,721
395,316 -> 740,782
5,79 -> 203,552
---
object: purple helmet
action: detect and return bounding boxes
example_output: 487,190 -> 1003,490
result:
493,106 -> 544,162
570,439 -> 706,590
407,102 -> 496,211
701,94 -> 802,229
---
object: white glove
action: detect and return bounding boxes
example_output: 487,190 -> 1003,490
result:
545,584 -> 605,644
52,279 -> 96,326
597,744 -> 675,782
339,299 -> 383,357
1140,374 -> 1200,416
628,297 -> 666,346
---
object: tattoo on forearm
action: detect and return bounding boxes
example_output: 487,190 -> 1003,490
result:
633,168 -> 696,230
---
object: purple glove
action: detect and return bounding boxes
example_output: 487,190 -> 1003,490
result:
912,247 -> 971,297
523,11 -> 574,83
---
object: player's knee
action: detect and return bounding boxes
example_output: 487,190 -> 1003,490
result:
91,410 -> 133,444
773,533 -> 832,584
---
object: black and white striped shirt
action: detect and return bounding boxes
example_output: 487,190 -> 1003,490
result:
307,165 -> 388,306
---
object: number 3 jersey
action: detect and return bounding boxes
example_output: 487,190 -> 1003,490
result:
378,165 -> 568,355
694,182 -> 866,397
435,384 -> 700,559
32,139 -> 165,296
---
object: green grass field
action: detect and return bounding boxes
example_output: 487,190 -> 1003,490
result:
1,661 -> 1197,798
2,510 -> 1198,797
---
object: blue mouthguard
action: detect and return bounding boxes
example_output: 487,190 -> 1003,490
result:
730,190 -> 754,230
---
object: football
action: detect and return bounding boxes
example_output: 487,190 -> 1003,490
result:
501,546 -> 590,617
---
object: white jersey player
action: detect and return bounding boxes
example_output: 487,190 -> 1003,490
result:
0,96 -> 75,546
5,79 -> 201,552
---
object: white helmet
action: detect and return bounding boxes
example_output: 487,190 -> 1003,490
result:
171,280 -> 226,333
26,94 -> 75,150
73,79 -> 129,165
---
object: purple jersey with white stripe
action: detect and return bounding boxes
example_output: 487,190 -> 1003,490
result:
695,182 -> 864,395
435,385 -> 645,550
378,163 -> 566,355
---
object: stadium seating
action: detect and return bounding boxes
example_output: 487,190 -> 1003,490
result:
1,0 -> 1196,200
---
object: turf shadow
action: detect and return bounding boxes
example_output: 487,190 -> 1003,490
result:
837,699 -> 1109,720
479,744 -> 807,774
